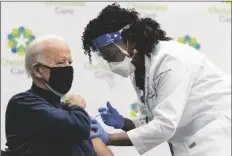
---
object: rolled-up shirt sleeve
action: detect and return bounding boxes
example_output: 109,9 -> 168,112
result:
127,58 -> 200,155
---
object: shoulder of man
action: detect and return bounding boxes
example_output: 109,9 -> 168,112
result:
7,90 -> 46,108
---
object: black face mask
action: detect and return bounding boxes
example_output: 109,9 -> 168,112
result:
36,64 -> 74,94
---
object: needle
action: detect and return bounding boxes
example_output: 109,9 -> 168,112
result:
95,113 -> 101,118
95,111 -> 107,118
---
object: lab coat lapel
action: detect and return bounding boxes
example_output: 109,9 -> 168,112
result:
144,55 -> 154,121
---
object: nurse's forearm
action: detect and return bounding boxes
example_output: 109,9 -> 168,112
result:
121,118 -> 136,132
107,132 -> 133,146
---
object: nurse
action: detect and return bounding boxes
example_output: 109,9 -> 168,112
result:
82,3 -> 231,156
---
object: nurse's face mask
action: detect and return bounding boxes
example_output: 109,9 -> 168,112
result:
92,30 -> 136,78
34,63 -> 74,96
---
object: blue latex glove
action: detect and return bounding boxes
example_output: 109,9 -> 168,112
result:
90,118 -> 109,144
98,101 -> 124,129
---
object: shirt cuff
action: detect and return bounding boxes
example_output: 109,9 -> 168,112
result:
127,129 -> 148,155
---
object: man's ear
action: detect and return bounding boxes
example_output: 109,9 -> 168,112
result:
32,65 -> 43,78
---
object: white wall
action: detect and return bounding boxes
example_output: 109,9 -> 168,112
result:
1,2 -> 231,156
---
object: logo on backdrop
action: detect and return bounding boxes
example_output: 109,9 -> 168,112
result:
178,35 -> 201,50
208,2 -> 231,23
130,103 -> 138,117
8,26 -> 35,56
45,2 -> 86,15
2,26 -> 36,75
127,2 -> 168,19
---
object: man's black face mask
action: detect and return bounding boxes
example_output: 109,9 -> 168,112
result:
36,63 -> 74,94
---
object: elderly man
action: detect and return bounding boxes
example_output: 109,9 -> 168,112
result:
4,35 -> 113,156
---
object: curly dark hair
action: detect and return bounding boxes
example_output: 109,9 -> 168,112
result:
82,3 -> 139,63
81,3 -> 172,90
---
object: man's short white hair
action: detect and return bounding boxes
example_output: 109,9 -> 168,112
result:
25,35 -> 66,77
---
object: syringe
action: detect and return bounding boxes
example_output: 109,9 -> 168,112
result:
95,111 -> 107,118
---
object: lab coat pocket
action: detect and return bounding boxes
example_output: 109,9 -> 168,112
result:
185,115 -> 231,156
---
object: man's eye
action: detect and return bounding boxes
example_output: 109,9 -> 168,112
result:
57,62 -> 64,65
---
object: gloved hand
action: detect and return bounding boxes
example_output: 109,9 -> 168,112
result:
90,118 -> 109,144
98,101 -> 124,129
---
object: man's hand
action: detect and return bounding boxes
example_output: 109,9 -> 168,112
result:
65,94 -> 86,109
98,102 -> 124,129
90,118 -> 109,144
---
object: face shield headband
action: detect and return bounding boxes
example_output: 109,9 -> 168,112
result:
92,25 -> 130,50
92,31 -> 122,50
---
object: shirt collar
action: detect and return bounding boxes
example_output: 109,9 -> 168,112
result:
30,83 -> 61,105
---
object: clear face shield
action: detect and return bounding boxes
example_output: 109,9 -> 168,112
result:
92,30 -> 136,78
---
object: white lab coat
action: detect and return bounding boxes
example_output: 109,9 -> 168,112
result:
127,41 -> 231,156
